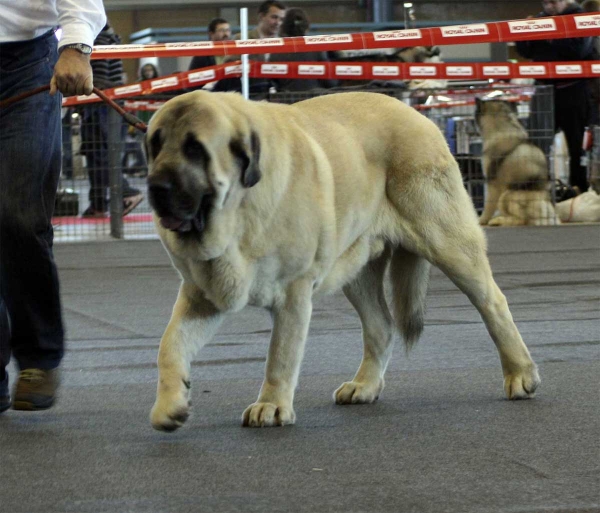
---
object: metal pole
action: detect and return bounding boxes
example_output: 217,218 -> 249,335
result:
240,7 -> 249,100
107,107 -> 124,239
373,0 -> 394,24
403,3 -> 413,29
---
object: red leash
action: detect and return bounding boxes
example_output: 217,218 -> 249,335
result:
0,85 -> 148,133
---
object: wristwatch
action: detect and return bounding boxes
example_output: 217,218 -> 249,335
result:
59,43 -> 92,55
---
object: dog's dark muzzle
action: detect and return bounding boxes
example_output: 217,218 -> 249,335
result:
148,177 -> 213,234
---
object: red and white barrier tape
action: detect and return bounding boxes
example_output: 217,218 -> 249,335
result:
61,59 -> 600,107
123,100 -> 166,111
257,60 -> 600,79
90,13 -> 600,60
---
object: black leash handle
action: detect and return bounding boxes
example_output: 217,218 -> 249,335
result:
92,87 -> 148,133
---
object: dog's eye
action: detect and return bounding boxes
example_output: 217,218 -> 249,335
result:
149,129 -> 163,160
183,133 -> 210,165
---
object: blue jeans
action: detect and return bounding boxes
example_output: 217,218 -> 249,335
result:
0,30 -> 64,377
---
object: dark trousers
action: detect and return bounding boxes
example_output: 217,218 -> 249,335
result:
530,81 -> 592,192
0,31 -> 65,378
81,105 -> 137,211
555,81 -> 591,192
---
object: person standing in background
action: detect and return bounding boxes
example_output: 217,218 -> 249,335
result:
516,0 -> 595,192
122,62 -> 162,177
269,8 -> 336,92
80,22 -> 144,218
581,0 -> 600,125
189,18 -> 231,70
228,0 -> 286,54
139,62 -> 161,80
220,1 -> 286,95
0,0 -> 106,412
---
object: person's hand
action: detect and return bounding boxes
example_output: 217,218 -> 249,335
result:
50,48 -> 94,97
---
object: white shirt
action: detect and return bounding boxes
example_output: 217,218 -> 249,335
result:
0,0 -> 106,49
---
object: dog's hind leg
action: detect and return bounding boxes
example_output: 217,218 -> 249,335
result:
335,249 -> 394,404
412,217 -> 539,399
150,283 -> 224,432
391,170 -> 540,399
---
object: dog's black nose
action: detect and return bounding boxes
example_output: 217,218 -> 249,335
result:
147,178 -> 173,216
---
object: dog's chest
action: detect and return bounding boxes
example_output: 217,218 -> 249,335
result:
176,249 -> 283,312
173,250 -> 251,312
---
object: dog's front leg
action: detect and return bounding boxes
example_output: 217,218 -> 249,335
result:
243,279 -> 313,427
151,283 -> 224,432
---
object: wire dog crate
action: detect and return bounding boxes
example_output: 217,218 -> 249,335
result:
55,84 -> 556,242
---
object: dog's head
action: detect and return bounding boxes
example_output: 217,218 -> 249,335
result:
396,45 -> 441,63
475,98 -> 519,132
145,91 -> 261,236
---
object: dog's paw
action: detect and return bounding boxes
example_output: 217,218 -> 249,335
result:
504,364 -> 540,400
150,394 -> 191,432
334,380 -> 382,405
242,402 -> 295,427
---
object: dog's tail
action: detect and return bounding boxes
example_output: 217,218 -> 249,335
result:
389,246 -> 431,351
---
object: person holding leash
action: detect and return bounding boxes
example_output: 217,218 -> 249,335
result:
0,1 -> 107,412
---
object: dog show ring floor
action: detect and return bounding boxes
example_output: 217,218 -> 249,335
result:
0,224 -> 598,513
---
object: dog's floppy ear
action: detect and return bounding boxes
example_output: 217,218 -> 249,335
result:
474,97 -> 484,125
475,97 -> 483,112
230,131 -> 261,188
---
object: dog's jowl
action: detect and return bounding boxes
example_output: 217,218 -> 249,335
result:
145,91 -> 540,431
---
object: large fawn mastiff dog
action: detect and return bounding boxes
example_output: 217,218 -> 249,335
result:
146,91 -> 540,431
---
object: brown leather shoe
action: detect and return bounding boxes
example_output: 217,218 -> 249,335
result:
13,368 -> 60,411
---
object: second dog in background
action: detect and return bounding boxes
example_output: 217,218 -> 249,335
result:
475,98 -> 559,226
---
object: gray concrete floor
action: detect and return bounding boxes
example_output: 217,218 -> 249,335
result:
1,225 -> 599,513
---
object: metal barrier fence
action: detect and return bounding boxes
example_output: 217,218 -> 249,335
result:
54,84 -> 555,242
56,103 -> 156,242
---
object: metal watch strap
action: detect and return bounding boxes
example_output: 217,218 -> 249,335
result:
59,43 -> 92,55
